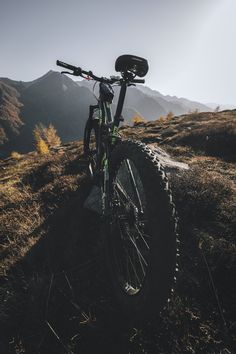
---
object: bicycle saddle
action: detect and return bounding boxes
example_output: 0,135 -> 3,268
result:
115,54 -> 149,78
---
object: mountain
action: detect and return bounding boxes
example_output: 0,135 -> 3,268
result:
0,80 -> 23,145
0,71 -> 96,157
1,71 -> 212,157
77,79 -> 212,120
137,85 -> 211,113
206,102 -> 236,111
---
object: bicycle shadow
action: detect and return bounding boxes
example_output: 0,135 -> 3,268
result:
1,178 -> 138,354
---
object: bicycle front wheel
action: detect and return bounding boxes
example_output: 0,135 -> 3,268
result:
83,119 -> 99,176
106,140 -> 179,322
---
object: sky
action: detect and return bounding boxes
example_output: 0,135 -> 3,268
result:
0,0 -> 235,105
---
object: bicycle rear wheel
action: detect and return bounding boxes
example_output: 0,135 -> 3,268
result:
106,140 -> 179,322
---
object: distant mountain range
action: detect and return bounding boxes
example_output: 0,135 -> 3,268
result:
0,70 -> 216,157
206,102 -> 236,111
77,79 -> 211,120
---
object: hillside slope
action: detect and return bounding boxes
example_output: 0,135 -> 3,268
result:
0,72 -> 96,157
0,110 -> 235,353
0,81 -> 23,145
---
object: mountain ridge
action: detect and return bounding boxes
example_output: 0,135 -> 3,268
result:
77,78 -> 212,119
0,70 -> 216,157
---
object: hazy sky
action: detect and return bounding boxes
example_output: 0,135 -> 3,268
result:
0,0 -> 235,105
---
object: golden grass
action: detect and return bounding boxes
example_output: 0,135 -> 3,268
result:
10,151 -> 22,160
0,113 -> 235,352
0,141 -> 84,275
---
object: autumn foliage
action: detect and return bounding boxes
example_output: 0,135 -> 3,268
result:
10,151 -> 22,159
33,123 -> 61,154
132,115 -> 147,125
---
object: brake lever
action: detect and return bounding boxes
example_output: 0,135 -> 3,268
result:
81,73 -> 92,80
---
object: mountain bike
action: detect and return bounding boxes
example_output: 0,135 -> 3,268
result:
56,55 -> 179,322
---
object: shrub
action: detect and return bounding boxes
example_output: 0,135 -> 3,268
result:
33,123 -> 61,154
44,124 -> 61,148
35,137 -> 49,155
33,123 -> 44,141
132,115 -> 146,125
158,115 -> 166,124
10,151 -> 22,159
158,112 -> 174,124
166,111 -> 174,120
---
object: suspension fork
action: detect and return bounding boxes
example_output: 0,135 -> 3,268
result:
101,150 -> 111,216
99,104 -> 111,215
100,85 -> 126,214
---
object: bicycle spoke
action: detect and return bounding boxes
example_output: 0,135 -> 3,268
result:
117,221 -> 132,285
115,179 -> 137,209
126,230 -> 148,268
112,157 -> 151,294
134,223 -> 150,250
125,159 -> 144,213
125,247 -> 142,289
117,220 -> 144,290
120,221 -> 147,278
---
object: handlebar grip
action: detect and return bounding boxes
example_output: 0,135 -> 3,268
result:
56,60 -> 76,72
132,79 -> 145,84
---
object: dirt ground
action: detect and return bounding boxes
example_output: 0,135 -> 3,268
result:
0,110 -> 235,353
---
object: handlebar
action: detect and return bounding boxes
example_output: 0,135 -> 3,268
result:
56,60 -> 145,84
132,79 -> 145,84
56,60 -> 78,72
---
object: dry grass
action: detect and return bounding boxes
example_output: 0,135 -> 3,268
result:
170,167 -> 235,233
0,110 -> 235,353
121,109 -> 236,161
10,151 -> 22,160
0,141 -> 84,275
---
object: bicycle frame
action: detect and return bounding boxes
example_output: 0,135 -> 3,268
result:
93,81 -> 127,214
56,58 -> 145,216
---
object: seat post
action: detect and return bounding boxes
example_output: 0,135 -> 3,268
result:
114,80 -> 127,127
